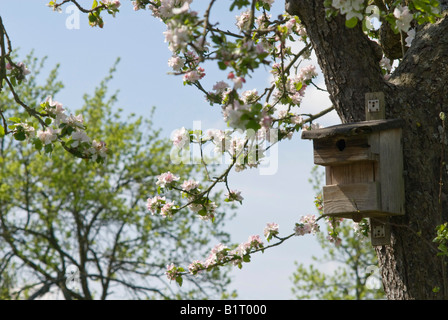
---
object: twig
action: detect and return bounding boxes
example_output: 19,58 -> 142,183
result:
201,0 -> 217,49
54,0 -> 106,14
4,77 -> 47,127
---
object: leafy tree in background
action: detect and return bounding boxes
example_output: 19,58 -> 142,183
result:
291,221 -> 384,300
0,54 -> 234,299
291,167 -> 385,299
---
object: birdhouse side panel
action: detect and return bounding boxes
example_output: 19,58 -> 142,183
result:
378,128 -> 405,216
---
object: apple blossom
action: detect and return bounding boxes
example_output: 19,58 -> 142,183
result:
14,123 -> 36,140
183,67 -> 205,83
380,57 -> 392,73
156,171 -> 180,188
206,129 -> 232,154
15,62 -> 31,78
71,130 -> 90,147
228,135 -> 245,159
331,0 -> 365,21
63,114 -> 85,130
236,10 -> 251,31
163,22 -> 191,52
165,263 -> 179,281
256,13 -> 271,28
171,127 -> 189,149
197,201 -> 217,221
294,215 -> 320,236
45,95 -> 64,113
264,222 -> 279,240
290,114 -> 303,125
37,127 -> 59,145
222,101 -> 249,130
161,201 -> 176,218
298,65 -> 318,83
101,0 -> 120,9
188,260 -> 204,275
327,235 -> 342,246
260,115 -> 273,130
212,81 -> 230,93
187,202 -> 203,213
150,0 -> 192,19
43,96 -> 68,125
132,0 -> 146,11
247,235 -> 263,249
168,55 -> 185,71
232,76 -> 246,90
276,109 -> 290,120
147,195 -> 166,215
181,179 -> 199,192
284,18 -> 297,32
405,29 -> 416,47
6,61 -> 31,81
241,89 -> 259,104
393,5 -> 413,32
87,140 -> 108,161
225,190 -> 244,203
204,243 -> 229,266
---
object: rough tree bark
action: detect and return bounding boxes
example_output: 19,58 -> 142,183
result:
286,0 -> 448,299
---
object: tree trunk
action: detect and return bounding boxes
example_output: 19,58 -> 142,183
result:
286,0 -> 448,299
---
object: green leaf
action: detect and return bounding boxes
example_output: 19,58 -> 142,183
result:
89,13 -> 96,23
229,0 -> 250,11
211,34 -> 225,45
13,131 -> 26,141
345,17 -> 358,28
176,275 -> 183,287
246,120 -> 261,131
8,117 -> 21,123
33,139 -> 43,151
0,125 -> 4,137
218,61 -> 227,70
44,143 -> 53,154
253,103 -> 263,112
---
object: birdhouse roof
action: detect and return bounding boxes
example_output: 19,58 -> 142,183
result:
301,119 -> 404,140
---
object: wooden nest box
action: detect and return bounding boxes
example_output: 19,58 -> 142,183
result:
302,119 -> 405,224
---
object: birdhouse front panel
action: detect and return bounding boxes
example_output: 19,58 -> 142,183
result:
313,135 -> 379,166
322,181 -> 381,220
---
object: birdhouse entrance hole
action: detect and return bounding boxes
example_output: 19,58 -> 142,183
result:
336,139 -> 346,151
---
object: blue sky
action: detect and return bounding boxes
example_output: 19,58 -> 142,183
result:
0,0 -> 341,299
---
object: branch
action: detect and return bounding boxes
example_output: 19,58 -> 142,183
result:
53,0 -> 106,14
4,77 -> 47,127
